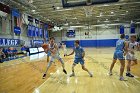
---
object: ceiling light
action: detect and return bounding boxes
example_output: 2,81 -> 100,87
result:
114,18 -> 119,21
71,17 -> 77,19
32,10 -> 35,12
100,12 -> 103,16
56,7 -> 60,10
120,14 -> 126,15
29,0 -> 33,3
111,12 -> 114,14
104,20 -> 109,22
70,26 -> 85,28
103,4 -> 110,6
55,8 -> 73,12
96,16 -> 101,17
135,22 -> 140,24
131,20 -> 134,24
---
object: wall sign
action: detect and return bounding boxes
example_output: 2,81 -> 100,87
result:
0,38 -> 20,46
12,8 -> 20,17
120,25 -> 124,34
130,23 -> 135,34
14,26 -> 21,34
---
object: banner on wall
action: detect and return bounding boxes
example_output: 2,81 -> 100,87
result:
35,27 -> 39,37
130,23 -> 135,34
45,30 -> 49,39
14,26 -> 21,34
0,38 -> 20,46
39,28 -> 43,37
27,25 -> 41,37
120,25 -> 124,34
33,40 -> 44,44
27,24 -> 32,37
12,8 -> 20,17
32,25 -> 35,37
32,40 -> 44,47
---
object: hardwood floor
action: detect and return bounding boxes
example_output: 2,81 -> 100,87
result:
0,48 -> 140,93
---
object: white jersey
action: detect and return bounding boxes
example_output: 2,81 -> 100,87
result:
128,41 -> 138,52
126,41 -> 138,60
49,43 -> 59,56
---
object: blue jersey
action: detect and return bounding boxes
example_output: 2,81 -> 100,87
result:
115,39 -> 125,52
73,46 -> 84,58
3,49 -> 7,54
13,49 -> 17,53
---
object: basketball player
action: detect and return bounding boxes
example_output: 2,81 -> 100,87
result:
109,34 -> 128,81
66,40 -> 93,77
126,35 -> 139,77
42,37 -> 67,79
62,43 -> 67,57
46,40 -> 51,63
0,48 -> 6,63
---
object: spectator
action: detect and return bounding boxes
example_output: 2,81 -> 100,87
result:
21,46 -> 28,56
2,48 -> 8,58
0,48 -> 6,63
7,47 -> 12,59
21,46 -> 27,54
13,48 -> 18,58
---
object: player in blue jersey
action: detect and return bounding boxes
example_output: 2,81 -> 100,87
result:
109,34 -> 128,81
66,40 -> 93,77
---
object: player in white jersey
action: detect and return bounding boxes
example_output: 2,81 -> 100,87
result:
62,43 -> 67,57
126,35 -> 139,77
42,37 -> 67,79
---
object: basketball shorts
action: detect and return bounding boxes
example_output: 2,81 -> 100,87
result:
74,58 -> 84,65
126,52 -> 137,61
113,51 -> 125,60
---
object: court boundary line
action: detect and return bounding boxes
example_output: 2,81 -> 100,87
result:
33,59 -> 73,93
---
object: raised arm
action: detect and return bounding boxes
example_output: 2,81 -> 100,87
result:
124,41 -> 128,55
66,49 -> 74,56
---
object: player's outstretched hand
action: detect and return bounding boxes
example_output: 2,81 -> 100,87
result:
64,54 -> 68,57
124,52 -> 126,56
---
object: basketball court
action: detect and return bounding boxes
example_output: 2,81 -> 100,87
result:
0,0 -> 140,93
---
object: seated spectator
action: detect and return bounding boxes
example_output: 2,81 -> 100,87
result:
13,48 -> 18,58
0,48 -> 6,63
7,47 -> 13,59
2,48 -> 8,58
21,46 -> 27,54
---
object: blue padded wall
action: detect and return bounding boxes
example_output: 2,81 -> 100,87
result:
63,39 -> 118,48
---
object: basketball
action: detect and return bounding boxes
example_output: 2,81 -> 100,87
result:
42,43 -> 49,50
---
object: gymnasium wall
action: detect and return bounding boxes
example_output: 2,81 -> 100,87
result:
0,16 -> 43,47
51,25 -> 140,47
